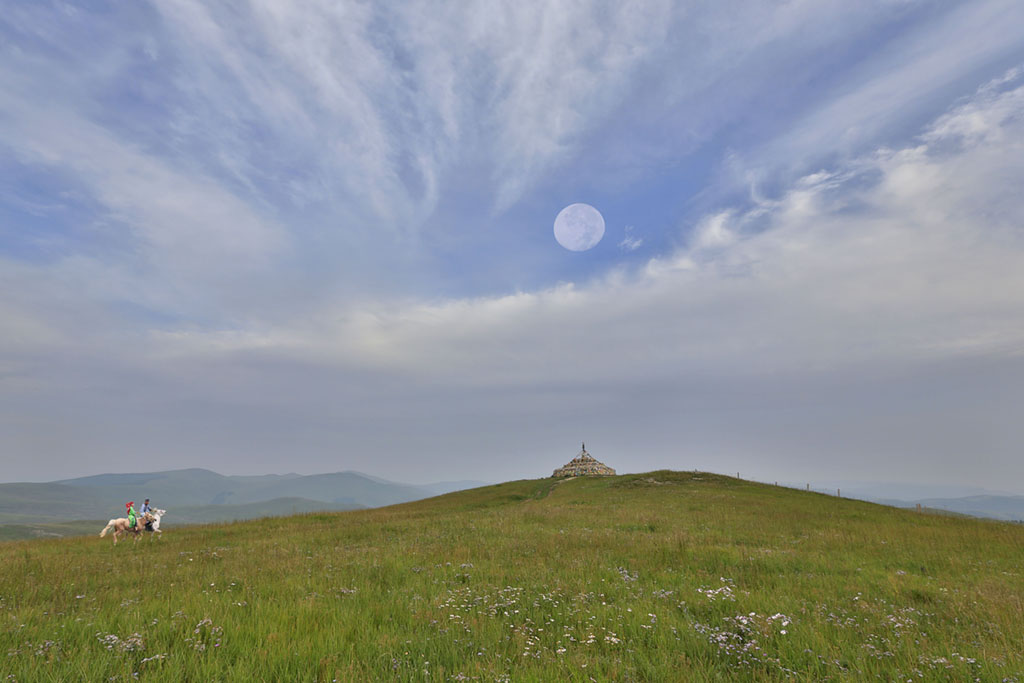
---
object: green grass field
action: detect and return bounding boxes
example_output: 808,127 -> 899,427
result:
2,471 -> 1022,681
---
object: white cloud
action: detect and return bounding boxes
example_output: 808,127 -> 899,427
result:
738,0 -> 1024,185
143,68 -> 1024,389
10,0 -> 949,246
8,0 -> 1017,282
689,211 -> 737,250
619,226 -> 644,252
0,53 -> 289,316
381,71 -> 1021,373
142,0 -> 677,223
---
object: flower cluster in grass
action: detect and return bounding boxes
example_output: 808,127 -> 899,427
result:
95,631 -> 144,653
184,617 -> 223,652
696,577 -> 737,601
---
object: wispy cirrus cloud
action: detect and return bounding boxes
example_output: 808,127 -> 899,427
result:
730,0 -> 1024,195
89,69 -> 1024,412
619,226 -> 643,252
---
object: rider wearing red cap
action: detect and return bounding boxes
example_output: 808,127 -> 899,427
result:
126,501 -> 137,529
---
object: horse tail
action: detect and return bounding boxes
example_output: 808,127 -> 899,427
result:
100,520 -> 114,537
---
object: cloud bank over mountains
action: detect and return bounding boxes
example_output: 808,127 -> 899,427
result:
1,2 -> 1023,486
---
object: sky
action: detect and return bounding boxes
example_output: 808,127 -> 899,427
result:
2,1 -> 1024,490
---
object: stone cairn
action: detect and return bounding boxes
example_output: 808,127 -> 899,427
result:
552,443 -> 616,477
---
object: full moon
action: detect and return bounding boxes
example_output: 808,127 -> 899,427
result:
553,203 -> 605,251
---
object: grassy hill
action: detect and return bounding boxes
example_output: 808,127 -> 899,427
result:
2,471 -> 1022,681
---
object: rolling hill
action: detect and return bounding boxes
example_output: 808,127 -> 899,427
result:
0,469 -> 489,536
53,467 -> 435,507
2,471 -> 1022,681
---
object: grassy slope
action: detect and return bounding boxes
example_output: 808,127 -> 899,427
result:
1,471 -> 1022,682
162,498 -> 365,525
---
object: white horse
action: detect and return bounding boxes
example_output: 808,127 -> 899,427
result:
145,508 -> 166,537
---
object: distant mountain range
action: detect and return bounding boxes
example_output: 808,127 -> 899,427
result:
787,481 -> 1024,522
0,469 -> 490,533
871,495 -> 1024,522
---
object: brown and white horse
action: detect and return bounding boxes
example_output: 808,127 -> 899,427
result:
99,511 -> 156,545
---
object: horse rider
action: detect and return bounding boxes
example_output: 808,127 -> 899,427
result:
140,499 -> 154,530
126,501 -> 137,529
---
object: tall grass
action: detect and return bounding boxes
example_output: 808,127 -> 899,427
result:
2,471 -> 1022,681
